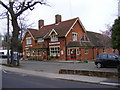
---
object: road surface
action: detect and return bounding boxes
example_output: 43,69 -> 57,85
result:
2,71 -> 118,89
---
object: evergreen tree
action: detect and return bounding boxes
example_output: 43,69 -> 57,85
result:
111,17 -> 120,55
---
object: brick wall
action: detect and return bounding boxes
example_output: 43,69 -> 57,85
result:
22,32 -> 36,59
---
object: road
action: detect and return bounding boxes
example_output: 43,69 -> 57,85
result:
2,71 -> 118,89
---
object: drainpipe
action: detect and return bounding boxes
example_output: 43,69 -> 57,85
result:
65,38 -> 67,61
92,47 -> 94,60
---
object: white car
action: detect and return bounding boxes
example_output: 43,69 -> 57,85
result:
0,49 -> 11,58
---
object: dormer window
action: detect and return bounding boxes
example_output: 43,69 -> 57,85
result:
51,34 -> 58,42
49,29 -> 58,42
38,38 -> 44,43
72,32 -> 78,41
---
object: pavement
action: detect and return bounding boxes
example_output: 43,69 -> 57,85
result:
1,59 -> 120,87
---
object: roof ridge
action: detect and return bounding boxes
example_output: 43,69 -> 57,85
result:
39,17 -> 78,28
86,31 -> 102,35
28,28 -> 38,31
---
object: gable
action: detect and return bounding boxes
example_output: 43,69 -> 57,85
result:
65,18 -> 86,38
22,30 -> 35,43
48,29 -> 58,36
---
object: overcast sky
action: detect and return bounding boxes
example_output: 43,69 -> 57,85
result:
0,0 -> 118,35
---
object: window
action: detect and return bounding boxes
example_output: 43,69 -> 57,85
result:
100,54 -> 107,59
72,32 -> 78,41
38,49 -> 42,56
108,54 -> 119,59
31,50 -> 35,56
50,46 -> 60,56
26,37 -> 32,45
26,49 -> 30,56
51,34 -> 58,42
76,48 -> 80,55
68,49 -> 70,55
84,48 -> 88,54
38,38 -> 44,43
103,48 -> 106,53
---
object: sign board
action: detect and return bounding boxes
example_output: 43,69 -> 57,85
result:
49,42 -> 60,45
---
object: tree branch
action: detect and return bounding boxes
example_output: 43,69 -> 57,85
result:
0,0 -> 9,10
16,1 -> 46,17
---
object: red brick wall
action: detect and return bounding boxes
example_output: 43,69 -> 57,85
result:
46,37 -> 66,60
66,47 -> 119,60
59,38 -> 66,60
22,32 -> 36,58
66,21 -> 85,44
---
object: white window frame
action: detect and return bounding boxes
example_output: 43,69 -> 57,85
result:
72,32 -> 78,41
26,37 -> 32,45
49,46 -> 60,56
84,48 -> 88,54
51,34 -> 58,42
103,48 -> 106,53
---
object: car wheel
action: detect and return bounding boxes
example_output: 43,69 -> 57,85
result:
96,63 -> 102,68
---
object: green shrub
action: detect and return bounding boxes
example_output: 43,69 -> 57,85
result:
47,55 -> 51,60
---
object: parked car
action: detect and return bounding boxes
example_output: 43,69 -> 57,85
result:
0,49 -> 11,58
95,53 -> 120,68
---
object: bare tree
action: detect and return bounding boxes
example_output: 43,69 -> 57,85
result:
18,13 -> 35,40
100,24 -> 112,37
0,0 -> 47,66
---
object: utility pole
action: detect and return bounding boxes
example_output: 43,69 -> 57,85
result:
7,11 -> 10,64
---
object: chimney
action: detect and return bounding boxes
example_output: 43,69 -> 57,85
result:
55,14 -> 62,24
38,19 -> 44,29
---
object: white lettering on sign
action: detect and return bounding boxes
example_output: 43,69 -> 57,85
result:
49,42 -> 60,45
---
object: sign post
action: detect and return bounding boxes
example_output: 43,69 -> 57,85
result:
13,52 -> 19,66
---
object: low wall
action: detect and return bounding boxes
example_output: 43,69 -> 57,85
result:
59,69 -> 120,78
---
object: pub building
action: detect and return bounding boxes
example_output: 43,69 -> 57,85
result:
22,15 -> 118,60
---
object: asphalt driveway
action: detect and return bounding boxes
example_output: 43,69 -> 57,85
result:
19,60 -> 118,73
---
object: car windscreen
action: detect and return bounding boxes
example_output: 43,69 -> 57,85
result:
99,54 -> 107,59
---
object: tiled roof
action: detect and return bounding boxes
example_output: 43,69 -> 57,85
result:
29,42 -> 48,49
28,17 -> 78,39
67,31 -> 111,48
67,41 -> 95,47
86,31 -> 111,47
